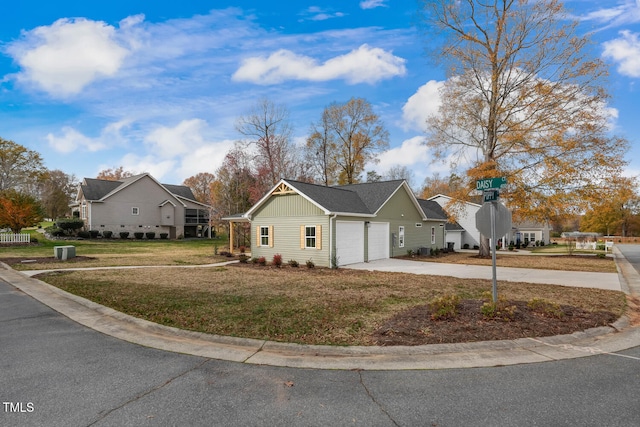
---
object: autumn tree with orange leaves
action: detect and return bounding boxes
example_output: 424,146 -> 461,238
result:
183,172 -> 216,206
420,0 -> 629,256
0,189 -> 44,233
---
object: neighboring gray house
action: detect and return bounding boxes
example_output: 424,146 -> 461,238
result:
229,179 -> 447,267
72,173 -> 211,239
428,194 -> 551,248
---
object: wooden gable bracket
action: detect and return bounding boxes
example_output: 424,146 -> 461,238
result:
272,182 -> 295,195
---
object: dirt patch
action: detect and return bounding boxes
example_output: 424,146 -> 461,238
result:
372,300 -> 620,346
0,256 -> 96,266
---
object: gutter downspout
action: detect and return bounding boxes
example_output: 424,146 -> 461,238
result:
329,214 -> 337,268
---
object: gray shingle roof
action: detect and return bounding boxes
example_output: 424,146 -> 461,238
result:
336,180 -> 405,214
80,175 -> 198,203
418,198 -> 463,230
80,179 -> 122,201
286,180 -> 371,214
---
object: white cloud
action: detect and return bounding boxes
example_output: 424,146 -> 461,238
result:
578,1 -> 640,28
232,44 -> 406,85
603,30 -> 640,78
376,137 -> 431,171
144,119 -> 208,158
46,127 -> 107,153
6,17 -> 137,97
360,0 -> 388,10
402,80 -> 444,132
176,140 -> 236,179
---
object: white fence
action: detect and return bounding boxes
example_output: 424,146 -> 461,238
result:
0,233 -> 31,244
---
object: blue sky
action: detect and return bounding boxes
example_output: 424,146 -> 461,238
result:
1,1 -> 639,189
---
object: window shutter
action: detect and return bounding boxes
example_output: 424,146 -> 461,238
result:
300,226 -> 305,249
256,226 -> 261,247
316,225 -> 322,250
269,225 -> 274,248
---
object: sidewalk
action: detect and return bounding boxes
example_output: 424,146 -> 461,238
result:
1,249 -> 639,371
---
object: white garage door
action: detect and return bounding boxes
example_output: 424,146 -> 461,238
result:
368,222 -> 389,261
336,221 -> 364,266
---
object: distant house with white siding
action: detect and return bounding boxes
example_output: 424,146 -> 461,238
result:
428,194 -> 551,248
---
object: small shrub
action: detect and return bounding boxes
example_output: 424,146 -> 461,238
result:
226,252 -> 234,258
214,244 -> 219,255
596,253 -> 606,259
428,294 -> 460,320
251,257 -> 259,264
306,259 -> 315,269
481,296 -> 517,321
77,231 -> 90,239
119,232 -> 130,239
219,251 -> 230,256
238,254 -> 249,263
272,254 -> 283,267
134,232 -> 144,240
89,230 -> 100,238
257,256 -> 266,266
47,227 -> 65,237
239,246 -> 246,254
145,232 -> 156,240
55,218 -> 84,235
288,259 -> 299,268
463,243 -> 470,249
102,231 -> 113,239
159,233 -> 168,239
527,298 -> 564,319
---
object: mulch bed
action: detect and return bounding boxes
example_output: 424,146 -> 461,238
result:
372,300 -> 619,346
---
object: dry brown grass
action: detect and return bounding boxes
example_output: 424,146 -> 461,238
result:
40,264 -> 627,346
412,252 -> 617,273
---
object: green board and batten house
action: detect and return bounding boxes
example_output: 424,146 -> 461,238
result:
234,179 -> 448,267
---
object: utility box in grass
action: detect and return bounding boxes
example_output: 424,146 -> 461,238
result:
54,245 -> 76,260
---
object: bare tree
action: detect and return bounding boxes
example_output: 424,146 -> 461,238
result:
420,0 -> 629,256
0,137 -> 46,193
306,109 -> 339,186
323,97 -> 389,184
236,99 -> 297,186
39,170 -> 77,219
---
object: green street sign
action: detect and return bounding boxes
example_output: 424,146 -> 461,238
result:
476,177 -> 507,191
483,190 -> 500,203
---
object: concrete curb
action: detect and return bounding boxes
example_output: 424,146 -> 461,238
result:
2,260 -> 639,371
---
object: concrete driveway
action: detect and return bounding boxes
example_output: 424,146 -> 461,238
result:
344,258 -> 622,291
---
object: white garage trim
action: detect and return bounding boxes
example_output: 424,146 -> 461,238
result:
336,221 -> 364,266
367,222 -> 389,262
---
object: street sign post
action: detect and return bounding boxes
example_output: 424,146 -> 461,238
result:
476,201 -> 512,302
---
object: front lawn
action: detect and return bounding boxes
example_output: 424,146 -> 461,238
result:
38,264 -> 627,346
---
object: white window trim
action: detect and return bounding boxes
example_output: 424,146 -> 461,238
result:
305,226 -> 316,249
260,226 -> 270,247
132,207 -> 140,215
431,226 -> 436,244
398,226 -> 405,248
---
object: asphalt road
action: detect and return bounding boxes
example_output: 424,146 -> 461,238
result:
2,255 -> 640,426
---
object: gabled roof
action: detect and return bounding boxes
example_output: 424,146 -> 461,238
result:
78,173 -> 206,207
416,199 -> 448,221
245,179 -> 436,220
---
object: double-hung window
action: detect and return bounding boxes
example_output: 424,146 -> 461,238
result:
132,207 -> 139,215
300,225 -> 322,249
260,226 -> 270,246
398,226 -> 405,248
431,226 -> 436,244
305,226 -> 316,248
